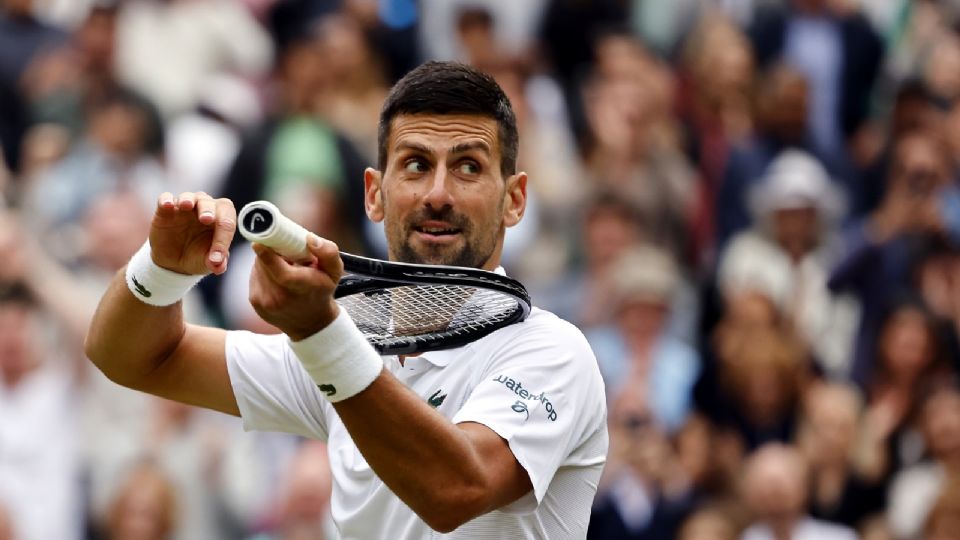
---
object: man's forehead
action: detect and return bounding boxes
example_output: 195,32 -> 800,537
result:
389,113 -> 500,153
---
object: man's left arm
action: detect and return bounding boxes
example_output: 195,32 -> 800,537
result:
332,371 -> 534,533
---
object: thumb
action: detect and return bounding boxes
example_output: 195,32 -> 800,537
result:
306,234 -> 343,280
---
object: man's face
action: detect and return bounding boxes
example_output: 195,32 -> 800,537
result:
364,114 -> 525,269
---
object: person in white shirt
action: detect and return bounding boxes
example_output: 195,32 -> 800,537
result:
85,61 -> 608,539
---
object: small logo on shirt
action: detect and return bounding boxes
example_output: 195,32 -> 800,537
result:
318,384 -> 337,397
131,276 -> 152,298
511,400 -> 529,419
492,375 -> 558,421
428,389 -> 447,408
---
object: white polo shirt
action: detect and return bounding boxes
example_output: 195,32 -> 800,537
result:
225,306 -> 608,539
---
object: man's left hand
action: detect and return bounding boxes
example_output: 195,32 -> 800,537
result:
249,235 -> 344,341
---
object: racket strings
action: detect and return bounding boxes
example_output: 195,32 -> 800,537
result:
337,283 -> 522,348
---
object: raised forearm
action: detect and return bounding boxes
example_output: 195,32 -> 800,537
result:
333,372 -> 520,532
84,269 -> 186,388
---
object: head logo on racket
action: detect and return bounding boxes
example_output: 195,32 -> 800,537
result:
243,209 -> 273,235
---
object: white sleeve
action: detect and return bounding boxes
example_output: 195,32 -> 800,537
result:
225,330 -> 330,441
451,317 -> 605,511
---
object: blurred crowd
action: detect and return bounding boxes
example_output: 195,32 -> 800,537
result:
3,0 -> 960,539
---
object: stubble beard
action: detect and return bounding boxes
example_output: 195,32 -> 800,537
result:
389,206 -> 499,268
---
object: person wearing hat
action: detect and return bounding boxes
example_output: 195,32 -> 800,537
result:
718,148 -> 858,378
587,245 -> 701,434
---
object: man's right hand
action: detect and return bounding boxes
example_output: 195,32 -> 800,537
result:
150,192 -> 237,276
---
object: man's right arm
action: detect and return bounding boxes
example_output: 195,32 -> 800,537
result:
84,192 -> 240,416
85,271 -> 238,415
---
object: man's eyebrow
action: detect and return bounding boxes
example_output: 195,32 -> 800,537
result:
394,141 -> 432,155
451,141 -> 490,155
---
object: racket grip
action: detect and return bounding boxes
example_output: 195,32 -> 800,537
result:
237,200 -> 312,261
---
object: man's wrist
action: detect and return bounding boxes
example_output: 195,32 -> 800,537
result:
125,241 -> 203,307
288,308 -> 383,402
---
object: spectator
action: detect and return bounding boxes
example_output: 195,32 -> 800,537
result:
21,3 -> 159,149
313,12 -> 389,165
712,322 -> 809,451
21,88 -> 166,246
678,504 -> 745,540
165,74 -> 262,198
0,0 -> 67,173
859,301 -> 952,484
829,126 -> 955,386
588,245 -> 701,434
717,148 -> 857,378
740,443 -> 858,540
581,32 -> 696,263
104,461 -> 178,540
888,383 -> 960,540
716,63 -> 814,248
248,441 -> 334,540
115,0 -> 272,118
0,285 -> 84,540
748,0 -> 883,172
924,477 -> 960,540
588,389 -> 698,540
532,191 -> 646,327
676,15 -> 755,265
799,382 -> 886,528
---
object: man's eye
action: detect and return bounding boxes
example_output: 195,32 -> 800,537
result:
458,162 -> 479,175
405,160 -> 428,173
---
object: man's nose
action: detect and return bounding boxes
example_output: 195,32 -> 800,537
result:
423,166 -> 455,209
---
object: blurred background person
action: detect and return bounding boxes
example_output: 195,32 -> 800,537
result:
740,443 -> 858,540
675,14 -> 756,266
114,0 -> 272,119
799,382 -> 886,529
0,0 -> 66,174
0,284 -> 84,540
588,245 -> 701,435
247,441 -> 335,540
888,383 -> 960,540
717,148 -> 857,378
677,505 -> 744,540
588,389 -> 699,540
924,477 -> 960,540
829,126 -> 957,386
103,461 -> 178,540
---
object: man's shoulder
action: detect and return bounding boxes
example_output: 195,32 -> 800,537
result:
484,306 -> 594,357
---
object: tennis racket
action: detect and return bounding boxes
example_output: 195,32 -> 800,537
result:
237,201 -> 531,355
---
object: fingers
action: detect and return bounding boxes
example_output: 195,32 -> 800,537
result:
307,234 -> 344,281
252,240 -> 338,293
206,198 -> 236,275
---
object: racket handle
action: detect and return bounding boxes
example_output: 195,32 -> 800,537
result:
237,200 -> 312,261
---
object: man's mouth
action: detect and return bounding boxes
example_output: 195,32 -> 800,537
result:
411,221 -> 464,247
415,226 -> 459,235
413,221 -> 461,238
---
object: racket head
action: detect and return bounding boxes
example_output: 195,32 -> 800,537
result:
334,255 -> 531,355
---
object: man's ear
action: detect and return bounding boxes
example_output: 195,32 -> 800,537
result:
364,167 -> 384,222
502,172 -> 527,228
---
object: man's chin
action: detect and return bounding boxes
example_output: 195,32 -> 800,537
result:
395,241 -> 486,268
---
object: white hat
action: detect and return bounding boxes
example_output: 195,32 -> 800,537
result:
749,149 -> 845,220
608,245 -> 679,307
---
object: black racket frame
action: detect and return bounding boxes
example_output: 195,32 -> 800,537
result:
333,252 -> 532,355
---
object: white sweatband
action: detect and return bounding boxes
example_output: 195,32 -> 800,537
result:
125,241 -> 203,307
289,308 -> 384,403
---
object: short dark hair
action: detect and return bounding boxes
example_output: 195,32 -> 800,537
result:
377,61 -> 519,177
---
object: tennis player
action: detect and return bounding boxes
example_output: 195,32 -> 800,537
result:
86,61 -> 608,538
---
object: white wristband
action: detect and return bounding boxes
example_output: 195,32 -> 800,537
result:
289,308 -> 384,403
125,241 -> 204,307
